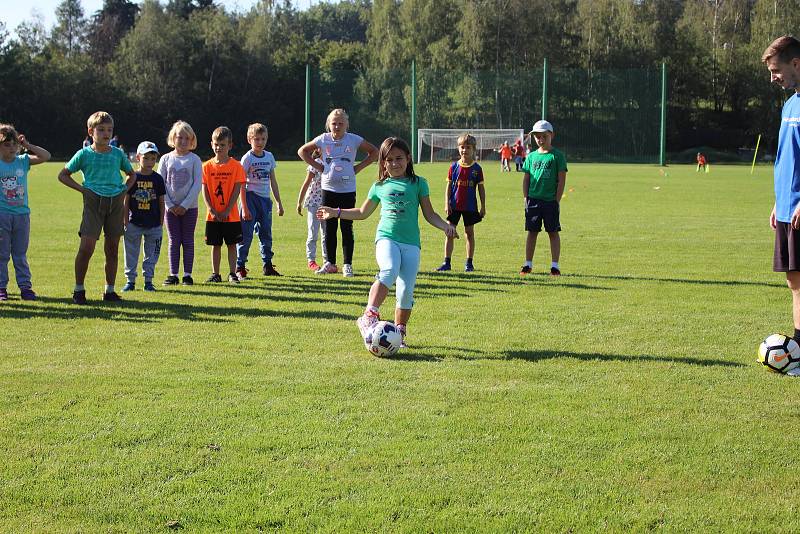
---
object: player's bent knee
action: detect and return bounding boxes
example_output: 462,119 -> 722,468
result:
377,268 -> 399,288
788,272 -> 800,291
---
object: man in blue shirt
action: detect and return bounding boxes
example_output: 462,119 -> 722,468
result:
763,35 -> 800,347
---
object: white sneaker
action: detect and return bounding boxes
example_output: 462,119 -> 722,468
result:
343,264 -> 353,277
397,324 -> 407,348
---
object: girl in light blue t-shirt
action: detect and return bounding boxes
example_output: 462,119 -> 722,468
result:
317,137 -> 457,348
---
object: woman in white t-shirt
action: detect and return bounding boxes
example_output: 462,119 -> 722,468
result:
297,109 -> 378,277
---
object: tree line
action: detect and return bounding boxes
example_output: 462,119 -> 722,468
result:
1,0 -> 798,160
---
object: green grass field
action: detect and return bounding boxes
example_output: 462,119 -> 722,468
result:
2,160 -> 798,531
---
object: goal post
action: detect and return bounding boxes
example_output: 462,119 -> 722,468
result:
417,129 -> 525,163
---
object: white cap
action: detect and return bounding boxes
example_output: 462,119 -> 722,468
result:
530,120 -> 554,133
136,141 -> 159,155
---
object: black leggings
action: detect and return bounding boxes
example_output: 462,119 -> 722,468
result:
322,190 -> 356,265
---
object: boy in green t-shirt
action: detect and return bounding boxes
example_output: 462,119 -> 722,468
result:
520,120 -> 568,276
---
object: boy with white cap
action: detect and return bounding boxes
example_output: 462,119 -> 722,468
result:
520,119 -> 568,276
122,141 -> 166,292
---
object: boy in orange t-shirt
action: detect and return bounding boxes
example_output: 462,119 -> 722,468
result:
202,126 -> 247,283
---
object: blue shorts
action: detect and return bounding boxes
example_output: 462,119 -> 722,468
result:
525,198 -> 560,233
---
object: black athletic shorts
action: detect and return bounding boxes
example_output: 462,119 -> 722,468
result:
205,221 -> 243,246
447,210 -> 482,227
774,221 -> 800,271
524,198 -> 560,232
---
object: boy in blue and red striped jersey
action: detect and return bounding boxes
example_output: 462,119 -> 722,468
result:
436,133 -> 486,272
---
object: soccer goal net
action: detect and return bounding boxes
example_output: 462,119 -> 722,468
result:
417,129 -> 525,163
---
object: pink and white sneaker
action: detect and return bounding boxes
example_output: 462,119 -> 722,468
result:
315,262 -> 338,275
397,324 -> 407,348
356,309 -> 380,339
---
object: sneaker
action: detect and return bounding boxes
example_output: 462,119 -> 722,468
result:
0,288 -> 7,301
550,267 -> 561,276
436,262 -> 451,272
206,273 -> 223,283
103,291 -> 122,302
235,266 -> 248,280
181,275 -> 194,286
308,260 -> 319,271
122,281 -> 136,292
464,263 -> 475,272
228,273 -> 240,284
20,288 -> 37,301
263,263 -> 282,276
343,264 -> 354,278
72,290 -> 88,305
163,275 -> 179,286
356,310 -> 380,339
315,262 -> 338,275
519,265 -> 532,275
143,281 -> 156,292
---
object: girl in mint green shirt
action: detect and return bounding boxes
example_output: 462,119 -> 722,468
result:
317,137 -> 457,348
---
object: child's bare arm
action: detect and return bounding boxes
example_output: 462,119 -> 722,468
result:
478,182 -> 486,217
297,172 -> 313,215
420,196 -> 458,238
58,168 -> 84,193
317,198 -> 378,221
353,140 -> 378,175
239,184 -> 251,221
202,183 -> 218,220
122,192 -> 130,228
159,194 -> 166,225
522,172 -> 530,200
444,178 -> 453,215
556,171 -> 566,203
270,170 -> 284,216
125,169 -> 136,191
222,183 -> 242,221
298,141 -> 324,172
18,135 -> 51,165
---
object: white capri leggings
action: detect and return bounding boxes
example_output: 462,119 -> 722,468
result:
375,238 -> 420,310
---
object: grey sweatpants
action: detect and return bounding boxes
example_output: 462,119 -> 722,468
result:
0,212 -> 31,290
124,223 -> 163,282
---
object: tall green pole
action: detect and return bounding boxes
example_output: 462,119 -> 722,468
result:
305,64 -> 311,143
541,57 -> 549,120
411,60 -> 417,162
659,61 -> 667,166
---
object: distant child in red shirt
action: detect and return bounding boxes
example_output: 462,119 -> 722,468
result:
498,141 -> 513,172
696,152 -> 708,172
513,139 -> 525,171
202,126 -> 246,284
436,133 -> 485,272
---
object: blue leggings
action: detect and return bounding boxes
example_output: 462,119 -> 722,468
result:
375,238 -> 420,310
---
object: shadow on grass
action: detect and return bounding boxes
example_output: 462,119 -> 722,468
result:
1,296 -> 353,323
421,271 -> 615,292
563,272 -> 784,289
501,349 -> 744,367
387,346 -> 744,368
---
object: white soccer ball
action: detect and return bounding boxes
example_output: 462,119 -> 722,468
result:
365,321 -> 403,357
757,334 -> 800,374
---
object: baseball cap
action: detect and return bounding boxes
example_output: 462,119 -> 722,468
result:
530,120 -> 554,133
136,141 -> 159,155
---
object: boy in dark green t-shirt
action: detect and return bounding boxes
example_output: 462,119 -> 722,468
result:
520,120 -> 568,276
